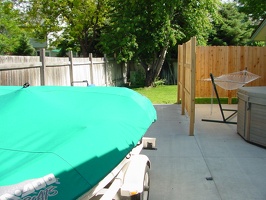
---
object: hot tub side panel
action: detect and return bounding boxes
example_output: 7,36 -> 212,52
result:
237,87 -> 266,147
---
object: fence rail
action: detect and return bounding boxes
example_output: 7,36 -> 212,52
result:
0,49 -> 125,87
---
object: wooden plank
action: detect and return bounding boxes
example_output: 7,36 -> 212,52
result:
69,51 -> 74,85
89,53 -> 94,85
181,43 -> 186,115
40,49 -> 45,85
0,62 -> 42,70
177,45 -> 182,103
45,62 -> 70,67
189,37 -> 196,136
206,47 -> 212,97
196,46 -> 203,97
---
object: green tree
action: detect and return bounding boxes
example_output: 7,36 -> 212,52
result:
13,33 -> 36,55
100,0 -> 220,86
23,0 -> 109,57
0,1 -> 22,54
56,34 -> 78,57
235,0 -> 266,21
208,2 -> 253,46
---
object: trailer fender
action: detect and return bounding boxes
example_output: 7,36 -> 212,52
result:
120,154 -> 150,197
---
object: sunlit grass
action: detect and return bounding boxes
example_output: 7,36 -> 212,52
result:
132,85 -> 238,104
132,85 -> 177,104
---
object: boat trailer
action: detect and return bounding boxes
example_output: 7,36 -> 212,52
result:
78,137 -> 156,200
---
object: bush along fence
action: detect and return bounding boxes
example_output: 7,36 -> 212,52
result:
0,49 -> 126,87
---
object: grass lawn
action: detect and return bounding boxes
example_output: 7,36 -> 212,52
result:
132,85 -> 178,104
132,85 -> 238,104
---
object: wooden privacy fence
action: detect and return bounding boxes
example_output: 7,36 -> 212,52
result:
196,45 -> 266,99
178,37 -> 266,136
177,37 -> 196,136
0,49 -> 126,87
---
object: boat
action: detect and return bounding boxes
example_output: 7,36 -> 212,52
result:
0,85 -> 157,200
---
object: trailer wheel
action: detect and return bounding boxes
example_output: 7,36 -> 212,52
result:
131,165 -> 150,200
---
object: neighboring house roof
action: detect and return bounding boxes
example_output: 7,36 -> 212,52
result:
30,38 -> 47,49
251,18 -> 266,41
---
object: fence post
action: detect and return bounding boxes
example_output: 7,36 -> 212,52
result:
177,45 -> 182,104
40,48 -> 46,85
189,37 -> 196,136
104,54 -> 108,86
89,53 -> 94,85
181,43 -> 186,115
69,51 -> 74,85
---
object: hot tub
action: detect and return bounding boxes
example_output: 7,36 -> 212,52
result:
237,86 -> 266,147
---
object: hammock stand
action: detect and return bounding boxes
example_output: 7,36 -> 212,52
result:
202,73 -> 237,124
202,70 -> 260,124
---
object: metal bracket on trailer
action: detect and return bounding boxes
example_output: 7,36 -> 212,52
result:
142,137 -> 157,150
120,154 -> 150,197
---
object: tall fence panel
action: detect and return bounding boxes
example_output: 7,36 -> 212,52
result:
178,37 -> 196,136
72,57 -> 92,85
0,56 -> 41,86
44,57 -> 70,86
196,46 -> 266,99
0,50 -> 125,87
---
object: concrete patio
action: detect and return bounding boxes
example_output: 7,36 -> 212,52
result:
142,104 -> 266,200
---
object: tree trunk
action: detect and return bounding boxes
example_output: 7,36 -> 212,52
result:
142,46 -> 168,87
79,30 -> 89,57
145,70 -> 155,87
79,37 -> 87,57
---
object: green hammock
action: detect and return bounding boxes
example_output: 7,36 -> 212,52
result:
0,86 -> 156,200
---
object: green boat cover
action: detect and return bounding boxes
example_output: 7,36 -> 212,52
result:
0,86 -> 156,200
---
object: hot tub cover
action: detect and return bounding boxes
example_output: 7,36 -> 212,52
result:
0,86 -> 157,200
